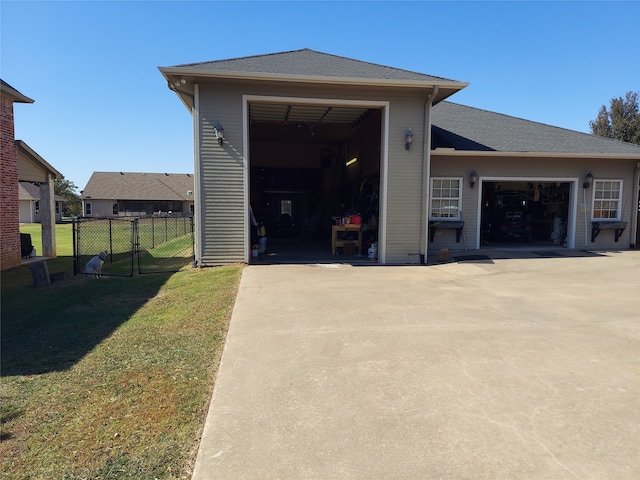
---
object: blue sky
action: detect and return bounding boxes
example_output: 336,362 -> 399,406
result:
2,1 -> 639,191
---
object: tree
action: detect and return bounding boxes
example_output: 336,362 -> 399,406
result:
54,177 -> 82,216
589,91 -> 640,145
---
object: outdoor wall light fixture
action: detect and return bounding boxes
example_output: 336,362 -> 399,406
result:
214,122 -> 225,146
174,77 -> 186,87
405,128 -> 414,150
470,170 -> 479,188
583,171 -> 594,189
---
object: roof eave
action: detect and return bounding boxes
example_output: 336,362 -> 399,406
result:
159,66 -> 468,112
159,66 -> 468,89
1,82 -> 35,103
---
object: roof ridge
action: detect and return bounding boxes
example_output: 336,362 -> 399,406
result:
174,48 -> 311,68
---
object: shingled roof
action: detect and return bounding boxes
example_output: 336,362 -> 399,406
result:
81,172 -> 194,201
171,48 -> 464,85
18,182 -> 65,202
160,49 -> 468,108
431,102 -> 640,155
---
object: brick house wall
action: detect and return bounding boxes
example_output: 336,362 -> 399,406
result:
1,93 -> 21,270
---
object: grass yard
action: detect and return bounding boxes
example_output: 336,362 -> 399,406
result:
1,227 -> 242,479
20,223 -> 74,257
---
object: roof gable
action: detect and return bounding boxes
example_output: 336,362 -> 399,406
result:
81,172 -> 195,201
16,140 -> 62,180
432,102 -> 640,155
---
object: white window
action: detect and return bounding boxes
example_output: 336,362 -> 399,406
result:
85,202 -> 92,215
592,180 -> 623,220
430,178 -> 462,220
112,203 -> 118,215
281,200 -> 292,216
35,201 -> 40,215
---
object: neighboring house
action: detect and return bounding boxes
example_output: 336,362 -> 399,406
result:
81,171 -> 194,217
1,80 -> 61,270
18,181 -> 65,223
158,48 -> 640,265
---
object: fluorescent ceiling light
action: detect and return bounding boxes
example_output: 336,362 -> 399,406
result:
346,157 -> 358,167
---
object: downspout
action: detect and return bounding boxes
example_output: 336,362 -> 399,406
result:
631,161 -> 640,248
242,96 -> 250,264
420,86 -> 438,264
583,186 -> 589,248
193,83 -> 203,266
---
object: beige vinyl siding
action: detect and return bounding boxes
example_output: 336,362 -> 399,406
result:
195,78 -> 437,264
33,203 -> 63,223
428,157 -> 479,251
431,155 -> 638,251
19,201 -> 32,223
384,98 -> 426,264
17,152 -> 48,183
198,85 -> 246,265
82,200 -> 116,217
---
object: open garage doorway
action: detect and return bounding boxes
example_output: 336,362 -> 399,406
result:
247,99 -> 383,263
480,180 -> 572,248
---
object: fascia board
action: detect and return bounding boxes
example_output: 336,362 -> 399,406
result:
431,150 -> 640,160
1,84 -> 34,103
158,66 -> 469,90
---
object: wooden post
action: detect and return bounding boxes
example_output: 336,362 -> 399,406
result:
39,173 -> 57,257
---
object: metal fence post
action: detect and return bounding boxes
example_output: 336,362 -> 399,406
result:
109,219 -> 113,258
72,218 -> 78,275
190,216 -> 195,263
133,218 -> 139,275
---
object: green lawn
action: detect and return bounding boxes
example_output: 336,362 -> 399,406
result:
1,226 -> 242,478
19,223 -> 74,257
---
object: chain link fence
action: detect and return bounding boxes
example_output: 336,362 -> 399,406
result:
73,214 -> 194,277
136,215 -> 194,274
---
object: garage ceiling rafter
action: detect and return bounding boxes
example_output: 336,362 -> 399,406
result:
248,101 -> 374,130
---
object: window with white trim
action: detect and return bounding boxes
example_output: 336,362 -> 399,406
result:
35,201 -> 40,215
592,180 -> 623,220
85,202 -> 92,215
430,178 -> 462,220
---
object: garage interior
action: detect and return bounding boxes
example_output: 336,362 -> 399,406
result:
480,181 -> 571,247
247,101 -> 382,263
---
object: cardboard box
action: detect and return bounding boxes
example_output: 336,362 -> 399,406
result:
343,242 -> 356,256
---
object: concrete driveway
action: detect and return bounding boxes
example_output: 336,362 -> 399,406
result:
192,251 -> 640,479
